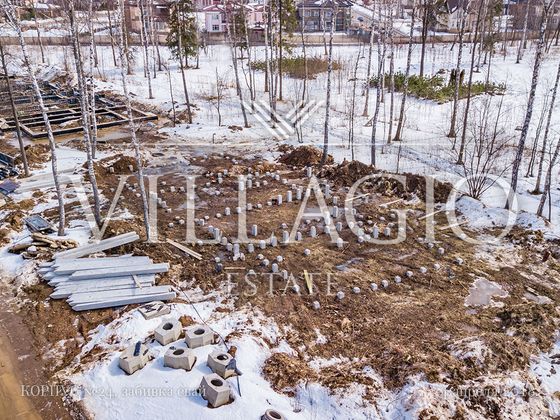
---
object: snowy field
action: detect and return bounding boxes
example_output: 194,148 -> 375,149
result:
7,39 -> 560,234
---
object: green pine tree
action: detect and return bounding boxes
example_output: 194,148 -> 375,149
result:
167,0 -> 198,63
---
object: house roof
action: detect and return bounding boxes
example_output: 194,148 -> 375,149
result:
298,0 -> 353,9
446,0 -> 470,13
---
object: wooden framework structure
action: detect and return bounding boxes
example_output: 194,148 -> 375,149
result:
0,79 -> 157,139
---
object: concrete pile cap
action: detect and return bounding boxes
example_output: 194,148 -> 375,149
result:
164,346 -> 196,371
207,350 -> 237,379
119,342 -> 150,375
199,373 -> 231,408
261,409 -> 287,420
185,324 -> 215,349
154,318 -> 182,345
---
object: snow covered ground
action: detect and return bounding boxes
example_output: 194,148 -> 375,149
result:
3,37 -> 560,419
9,39 -> 560,233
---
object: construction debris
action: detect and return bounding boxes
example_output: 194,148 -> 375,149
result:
166,238 -> 202,260
54,232 -> 140,260
138,301 -> 171,320
24,215 -> 54,233
8,233 -> 78,258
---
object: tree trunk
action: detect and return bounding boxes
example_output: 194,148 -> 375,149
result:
394,5 -> 416,142
139,0 -> 154,98
107,3 -> 118,66
534,59 -> 560,193
537,137 -> 559,218
4,2 -> 65,235
116,0 -> 151,238
88,0 -> 99,158
32,11 -> 45,64
69,2 -> 102,226
177,6 -> 192,124
516,1 -> 530,64
320,5 -> 336,167
0,42 -> 29,176
510,6 -> 552,197
362,17 -> 375,117
348,45 -> 360,160
278,0 -> 283,101
370,1 -> 385,167
419,2 -> 428,78
387,3 -> 395,144
301,1 -> 308,104
448,12 -> 466,138
226,3 -> 249,128
457,4 -> 484,165
167,62 -> 176,126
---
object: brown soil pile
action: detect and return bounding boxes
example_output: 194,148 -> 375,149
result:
17,144 -> 51,168
94,154 -> 139,175
319,159 -> 376,185
319,160 -> 452,202
278,146 -> 333,167
262,353 -> 317,395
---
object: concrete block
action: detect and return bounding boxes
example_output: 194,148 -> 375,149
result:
207,350 -> 237,379
262,409 -> 287,420
200,373 -> 231,408
138,301 -> 171,320
154,319 -> 182,345
185,325 -> 215,349
164,346 -> 196,371
119,342 -> 150,375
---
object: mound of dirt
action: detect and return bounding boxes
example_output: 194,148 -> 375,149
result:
319,159 -> 376,185
319,160 -> 452,202
16,144 -> 51,168
278,145 -> 333,167
262,353 -> 317,394
99,155 -> 139,174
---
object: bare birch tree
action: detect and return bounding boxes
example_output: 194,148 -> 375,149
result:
0,42 -> 29,176
510,1 -> 556,197
2,1 -> 65,235
393,4 -> 416,142
116,0 -> 151,238
68,1 -> 102,226
362,12 -> 375,117
533,60 -> 560,193
370,0 -> 386,166
537,137 -> 559,218
320,2 -> 336,167
448,8 -> 466,139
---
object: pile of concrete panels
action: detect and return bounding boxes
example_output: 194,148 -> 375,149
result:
38,233 -> 175,311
